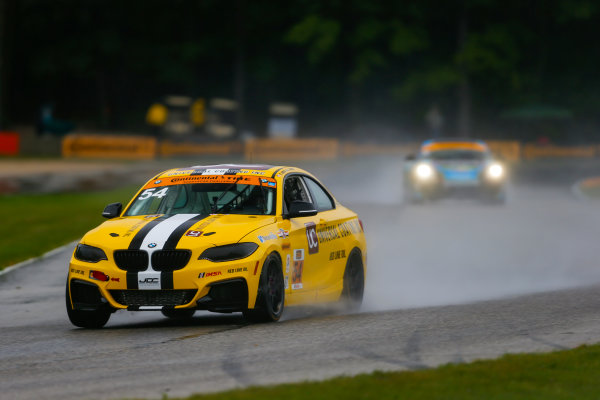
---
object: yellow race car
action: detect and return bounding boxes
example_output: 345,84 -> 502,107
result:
66,164 -> 367,328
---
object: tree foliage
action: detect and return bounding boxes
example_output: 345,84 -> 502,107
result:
3,0 -> 599,137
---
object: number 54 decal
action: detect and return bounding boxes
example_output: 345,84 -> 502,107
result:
138,187 -> 169,200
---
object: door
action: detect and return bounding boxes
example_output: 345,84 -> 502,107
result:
282,175 -> 340,305
301,176 -> 347,299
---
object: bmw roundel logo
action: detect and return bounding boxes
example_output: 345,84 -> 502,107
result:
148,243 -> 157,248
154,180 -> 162,184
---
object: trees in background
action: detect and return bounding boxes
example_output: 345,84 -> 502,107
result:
2,0 -> 598,139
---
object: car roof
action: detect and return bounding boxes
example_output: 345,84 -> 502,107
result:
421,138 -> 489,153
153,164 -> 306,180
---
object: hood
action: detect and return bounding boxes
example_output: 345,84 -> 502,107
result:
82,214 -> 276,251
434,159 -> 485,172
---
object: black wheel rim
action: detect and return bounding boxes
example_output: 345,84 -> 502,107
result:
266,261 -> 283,314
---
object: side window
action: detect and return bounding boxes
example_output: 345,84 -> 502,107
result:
283,176 -> 312,211
303,177 -> 334,212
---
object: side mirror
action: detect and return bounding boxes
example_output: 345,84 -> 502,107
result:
286,201 -> 318,219
102,202 -> 122,219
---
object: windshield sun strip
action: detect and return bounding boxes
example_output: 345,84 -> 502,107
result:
142,175 -> 277,190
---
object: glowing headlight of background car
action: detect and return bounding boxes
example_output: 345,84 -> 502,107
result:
485,163 -> 504,180
74,244 -> 108,263
199,243 -> 259,262
414,163 -> 435,180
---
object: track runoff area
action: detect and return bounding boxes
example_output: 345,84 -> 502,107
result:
1,156 -> 600,399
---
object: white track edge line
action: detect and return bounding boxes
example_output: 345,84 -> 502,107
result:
0,240 -> 79,277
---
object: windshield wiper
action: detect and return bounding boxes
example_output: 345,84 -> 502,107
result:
216,184 -> 251,214
258,178 -> 267,215
212,176 -> 242,213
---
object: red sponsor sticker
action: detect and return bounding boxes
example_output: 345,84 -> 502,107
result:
186,230 -> 203,237
198,271 -> 222,278
305,222 -> 319,254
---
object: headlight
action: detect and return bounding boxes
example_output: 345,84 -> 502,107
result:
199,243 -> 258,262
74,244 -> 108,263
414,163 -> 434,180
485,163 -> 504,180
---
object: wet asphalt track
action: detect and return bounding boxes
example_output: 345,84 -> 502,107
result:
2,157 -> 600,399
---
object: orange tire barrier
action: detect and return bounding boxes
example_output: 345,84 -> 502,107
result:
160,141 -> 242,157
486,141 -> 521,162
523,144 -> 596,160
579,177 -> 600,189
0,132 -> 19,156
340,142 -> 419,157
62,134 -> 157,159
245,138 -> 339,161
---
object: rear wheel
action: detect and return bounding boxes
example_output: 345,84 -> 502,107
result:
341,249 -> 365,312
65,282 -> 111,329
161,308 -> 196,319
244,253 -> 284,322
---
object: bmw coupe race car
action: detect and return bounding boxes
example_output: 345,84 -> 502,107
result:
404,139 -> 507,203
66,164 -> 366,328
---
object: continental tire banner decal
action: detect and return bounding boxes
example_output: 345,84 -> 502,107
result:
142,174 -> 277,189
62,134 -> 157,159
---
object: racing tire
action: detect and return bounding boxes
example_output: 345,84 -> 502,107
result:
161,308 -> 196,319
65,283 -> 111,329
340,248 -> 365,312
243,253 -> 285,323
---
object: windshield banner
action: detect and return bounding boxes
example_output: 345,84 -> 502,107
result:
143,175 -> 277,189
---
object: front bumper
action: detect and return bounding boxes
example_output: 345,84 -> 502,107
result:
67,255 -> 262,313
408,175 -> 506,198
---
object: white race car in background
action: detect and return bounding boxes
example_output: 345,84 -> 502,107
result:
404,139 -> 507,203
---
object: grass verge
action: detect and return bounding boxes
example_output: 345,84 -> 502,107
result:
576,176 -> 600,200
0,186 -> 138,269
168,344 -> 600,400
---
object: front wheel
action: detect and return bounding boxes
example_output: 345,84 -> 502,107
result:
340,249 -> 365,312
65,282 -> 111,329
244,253 -> 284,322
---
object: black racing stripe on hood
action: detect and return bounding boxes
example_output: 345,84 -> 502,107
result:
161,272 -> 174,289
162,214 -> 207,250
126,272 -> 139,290
128,216 -> 170,250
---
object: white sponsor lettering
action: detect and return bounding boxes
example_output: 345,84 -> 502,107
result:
138,187 -> 169,200
202,168 -> 229,175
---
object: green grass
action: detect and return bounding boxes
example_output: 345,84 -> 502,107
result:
0,186 -> 138,269
579,185 -> 600,199
166,344 -> 600,400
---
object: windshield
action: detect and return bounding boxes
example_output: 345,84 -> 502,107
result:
425,150 -> 487,161
125,182 -> 276,216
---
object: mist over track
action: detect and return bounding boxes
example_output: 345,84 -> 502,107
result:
1,157 -> 600,400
